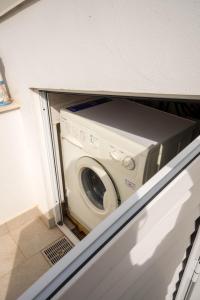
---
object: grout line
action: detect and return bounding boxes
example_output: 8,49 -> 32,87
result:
0,269 -> 12,281
0,237 -> 26,280
6,222 -> 30,260
7,230 -> 27,261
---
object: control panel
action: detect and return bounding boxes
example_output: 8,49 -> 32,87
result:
109,149 -> 135,170
61,117 -> 100,150
61,116 -> 136,171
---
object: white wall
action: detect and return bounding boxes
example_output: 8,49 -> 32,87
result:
0,110 -> 37,223
1,0 -> 200,95
0,0 -> 200,223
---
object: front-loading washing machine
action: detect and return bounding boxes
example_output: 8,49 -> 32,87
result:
60,98 -> 196,231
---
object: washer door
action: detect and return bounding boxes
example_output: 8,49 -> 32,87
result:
76,157 -> 119,214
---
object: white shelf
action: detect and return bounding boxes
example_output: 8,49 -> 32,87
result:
0,100 -> 20,113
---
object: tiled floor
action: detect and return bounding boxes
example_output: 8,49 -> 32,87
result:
0,211 -> 63,300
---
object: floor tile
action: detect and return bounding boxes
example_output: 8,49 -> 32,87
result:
0,253 -> 50,300
0,235 -> 25,278
9,218 -> 63,258
0,224 -> 8,237
6,207 -> 40,232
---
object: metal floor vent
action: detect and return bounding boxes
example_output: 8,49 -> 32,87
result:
42,237 -> 74,265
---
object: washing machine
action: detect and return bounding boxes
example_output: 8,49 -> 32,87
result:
60,98 -> 196,231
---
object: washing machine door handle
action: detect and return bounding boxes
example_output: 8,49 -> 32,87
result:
76,156 -> 119,214
103,190 -> 119,212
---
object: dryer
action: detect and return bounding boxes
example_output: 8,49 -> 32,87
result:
60,98 -> 196,231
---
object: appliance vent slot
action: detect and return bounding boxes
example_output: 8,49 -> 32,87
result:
42,237 -> 74,265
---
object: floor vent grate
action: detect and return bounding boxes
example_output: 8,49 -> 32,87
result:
42,237 -> 74,265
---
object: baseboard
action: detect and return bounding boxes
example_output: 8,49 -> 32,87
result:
0,206 -> 56,233
40,210 -> 56,229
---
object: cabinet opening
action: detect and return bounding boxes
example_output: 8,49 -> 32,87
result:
45,91 -> 200,239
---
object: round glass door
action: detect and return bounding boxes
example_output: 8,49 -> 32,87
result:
81,168 -> 106,210
76,157 -> 119,214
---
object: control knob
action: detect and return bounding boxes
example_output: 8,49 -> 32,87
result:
123,156 -> 135,170
109,150 -> 123,161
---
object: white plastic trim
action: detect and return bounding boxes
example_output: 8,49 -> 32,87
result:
39,91 -> 63,224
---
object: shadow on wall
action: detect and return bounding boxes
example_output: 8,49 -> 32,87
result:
124,189 -> 198,300
96,166 -> 199,300
0,0 -> 40,23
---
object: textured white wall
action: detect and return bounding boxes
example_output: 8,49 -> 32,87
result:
0,110 -> 36,223
0,0 -> 200,223
1,0 -> 200,95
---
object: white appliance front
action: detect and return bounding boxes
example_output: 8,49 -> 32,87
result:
61,138 -> 119,230
60,99 -> 196,231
